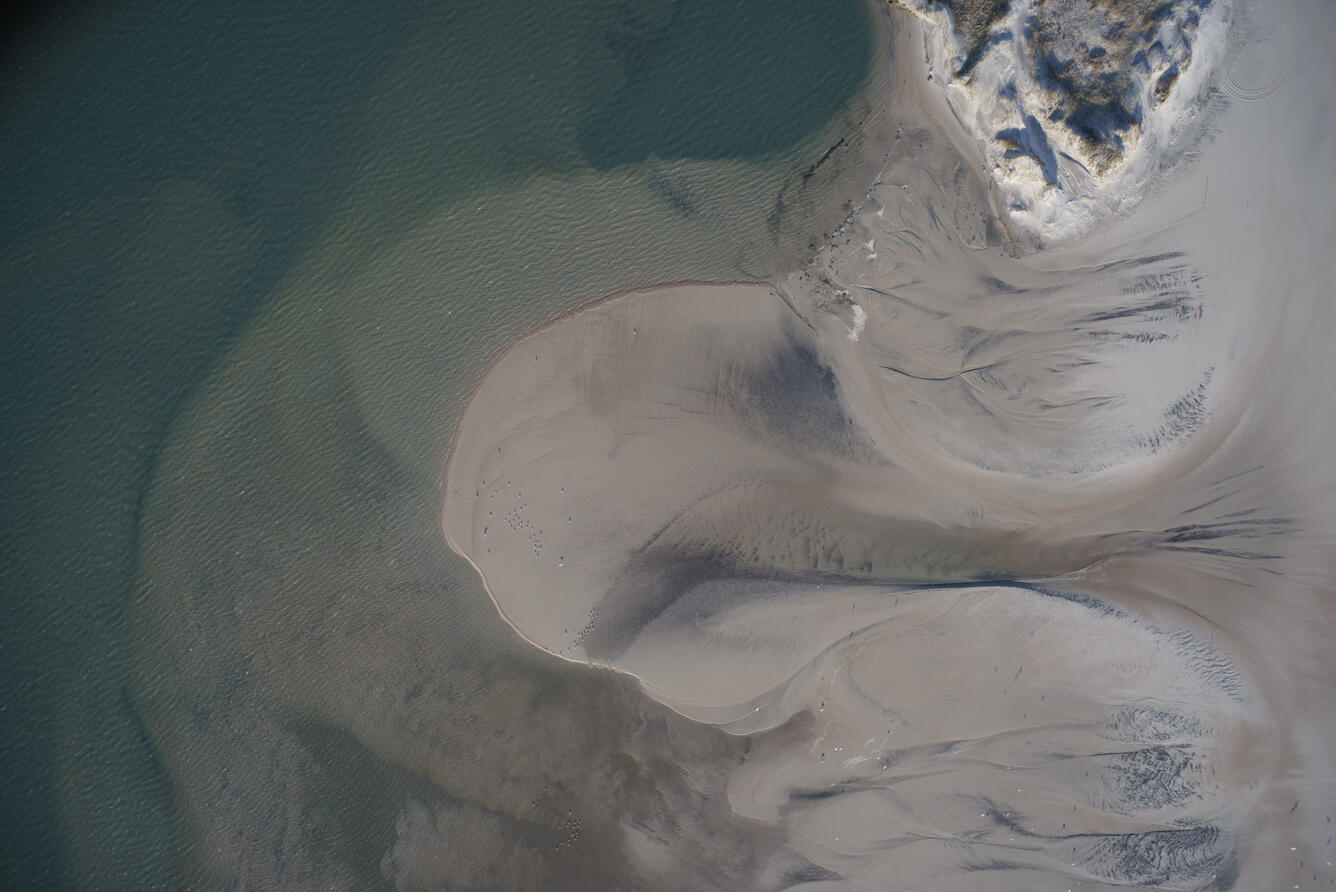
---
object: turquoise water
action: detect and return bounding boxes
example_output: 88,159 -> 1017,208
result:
0,0 -> 874,886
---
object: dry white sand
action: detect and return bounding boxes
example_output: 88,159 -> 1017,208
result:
444,0 -> 1336,888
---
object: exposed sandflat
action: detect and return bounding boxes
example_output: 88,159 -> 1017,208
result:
443,1 -> 1336,888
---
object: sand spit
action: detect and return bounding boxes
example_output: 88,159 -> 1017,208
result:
445,1 -> 1336,888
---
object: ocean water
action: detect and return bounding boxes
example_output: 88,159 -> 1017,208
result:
0,0 -> 874,886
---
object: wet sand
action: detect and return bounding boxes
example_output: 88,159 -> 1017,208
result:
444,1 -> 1336,888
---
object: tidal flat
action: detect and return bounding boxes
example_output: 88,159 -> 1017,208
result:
444,1 -> 1336,888
12,0 -> 1329,888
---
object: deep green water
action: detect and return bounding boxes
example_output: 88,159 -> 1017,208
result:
580,0 -> 869,167
0,0 -> 871,886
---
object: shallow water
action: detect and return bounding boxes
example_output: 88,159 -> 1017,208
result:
1,0 -> 874,885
